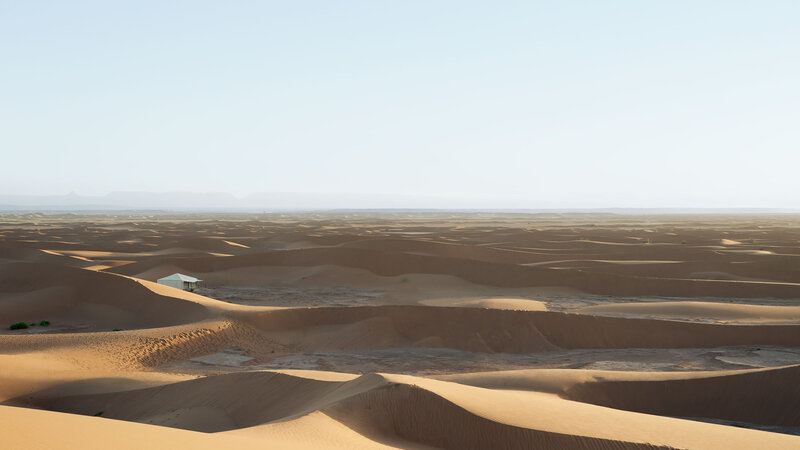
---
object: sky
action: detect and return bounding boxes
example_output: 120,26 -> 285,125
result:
2,1 -> 799,208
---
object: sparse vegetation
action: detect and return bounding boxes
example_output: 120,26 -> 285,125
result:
401,276 -> 408,283
681,240 -> 687,244
111,328 -> 122,332
39,320 -> 50,326
9,322 -> 28,330
93,411 -> 104,417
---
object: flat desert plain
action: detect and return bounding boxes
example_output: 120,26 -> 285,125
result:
2,212 -> 800,449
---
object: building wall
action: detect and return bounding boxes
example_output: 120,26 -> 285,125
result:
157,279 -> 184,290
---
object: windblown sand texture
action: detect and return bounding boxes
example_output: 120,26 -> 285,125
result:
2,212 -> 800,449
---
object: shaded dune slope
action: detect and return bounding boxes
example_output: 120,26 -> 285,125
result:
564,364 -> 800,427
0,241 -> 89,267
107,247 -> 800,298
28,371 -> 378,432
339,238 -> 800,283
338,238 -> 553,264
0,263 -> 213,329
439,365 -> 800,428
243,306 -> 800,352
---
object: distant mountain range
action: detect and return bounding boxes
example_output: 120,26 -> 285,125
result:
0,192 -> 797,214
0,191 -> 509,211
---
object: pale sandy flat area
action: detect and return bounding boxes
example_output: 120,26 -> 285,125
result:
2,212 -> 800,448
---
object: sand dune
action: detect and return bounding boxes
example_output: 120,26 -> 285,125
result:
236,305 -> 800,353
0,242 -> 88,267
107,246 -> 800,299
0,404 -> 415,450
577,301 -> 800,323
563,364 -> 800,427
419,297 -> 548,310
0,262 -> 215,330
3,260 -> 800,361
4,214 -> 800,448
10,368 -> 800,449
29,371 -> 387,432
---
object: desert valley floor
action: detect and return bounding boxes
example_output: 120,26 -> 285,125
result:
2,212 -> 800,449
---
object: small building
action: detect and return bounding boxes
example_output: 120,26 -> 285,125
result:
157,273 -> 202,291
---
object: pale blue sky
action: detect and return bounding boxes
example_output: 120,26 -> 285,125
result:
2,1 -> 799,208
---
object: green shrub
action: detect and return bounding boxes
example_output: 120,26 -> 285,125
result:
29,323 -> 35,326
9,322 -> 28,330
111,328 -> 122,332
39,320 -> 50,326
93,411 -> 104,417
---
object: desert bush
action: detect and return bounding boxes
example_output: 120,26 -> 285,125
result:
9,322 -> 28,330
39,320 -> 50,326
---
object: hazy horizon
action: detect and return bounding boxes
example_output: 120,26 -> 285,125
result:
3,1 -> 799,208
2,190 -> 800,212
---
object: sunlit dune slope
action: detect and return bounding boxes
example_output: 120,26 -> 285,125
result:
577,301 -> 800,323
